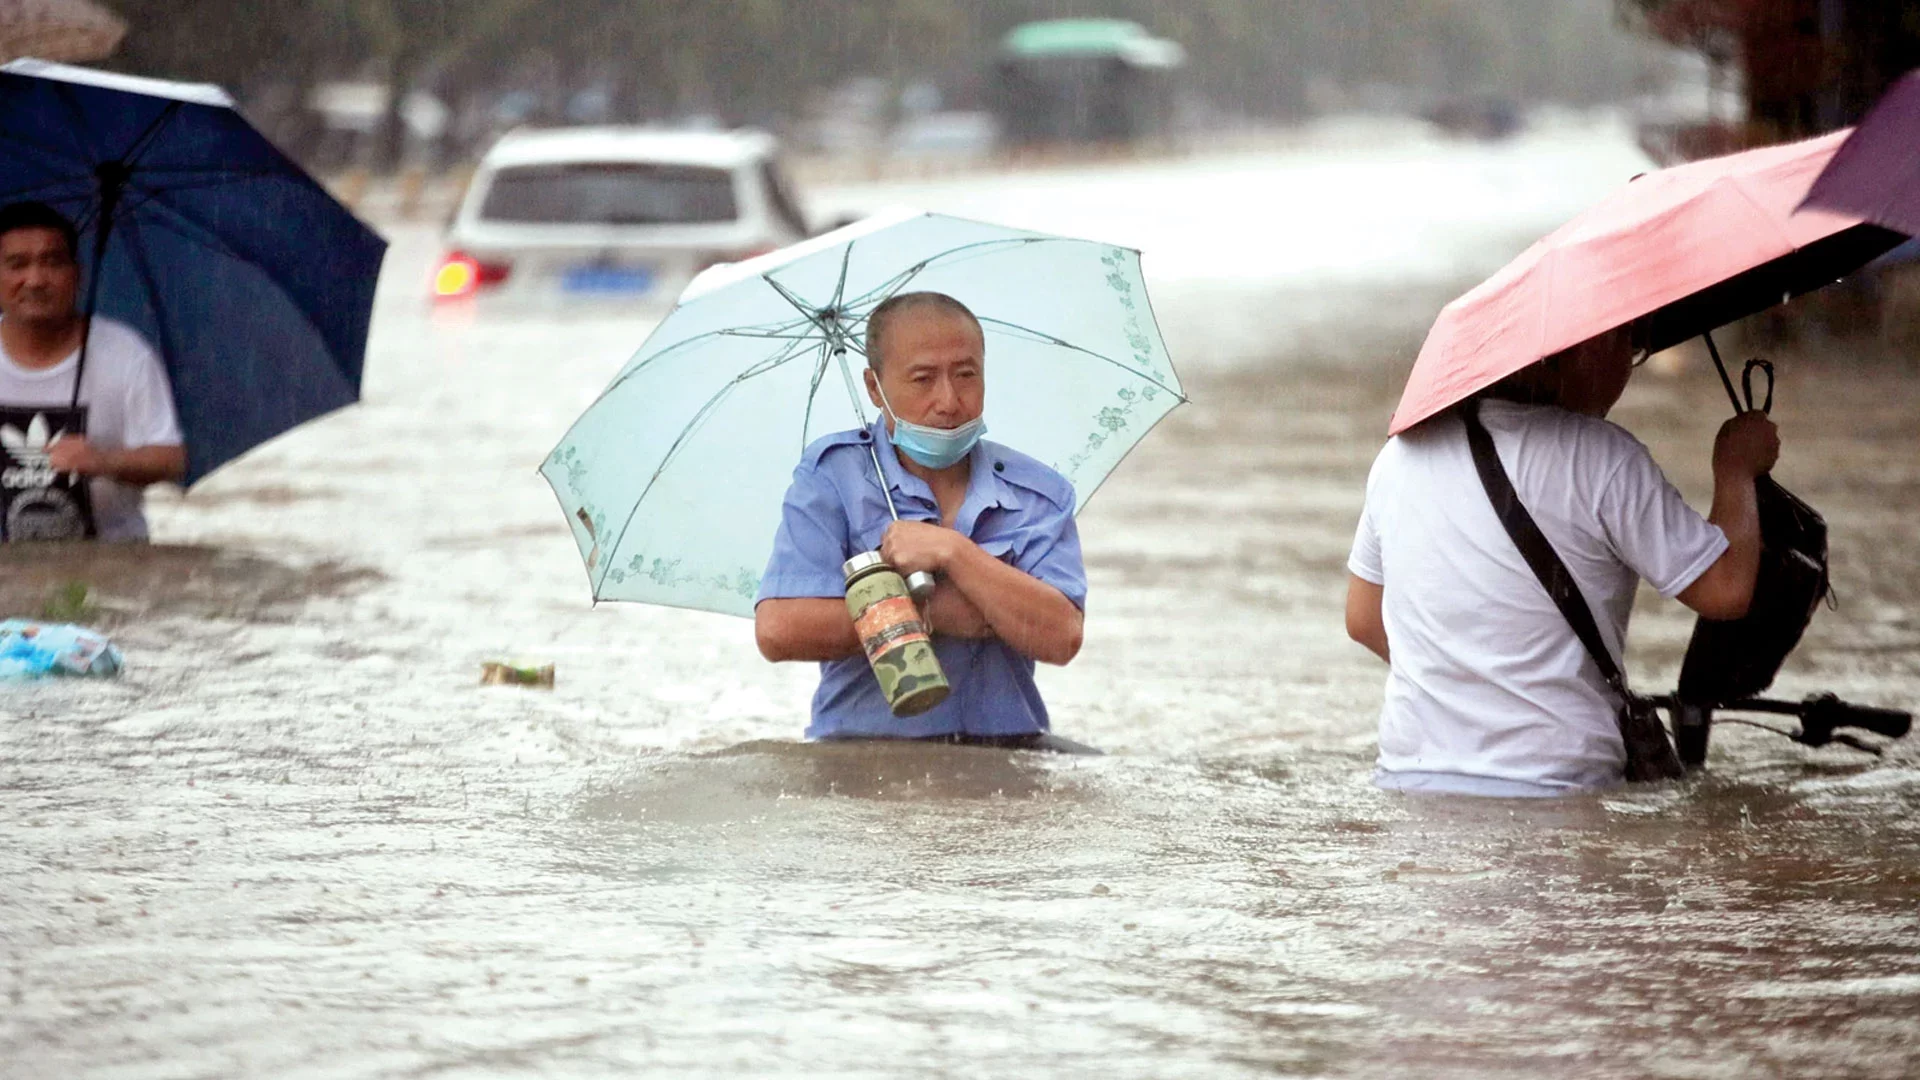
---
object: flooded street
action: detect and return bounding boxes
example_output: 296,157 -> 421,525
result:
5,116 -> 1920,1078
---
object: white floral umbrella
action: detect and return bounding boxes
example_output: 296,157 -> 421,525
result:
0,0 -> 124,64
541,209 -> 1187,616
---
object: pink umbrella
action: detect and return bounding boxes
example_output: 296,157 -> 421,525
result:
1390,130 -> 1905,435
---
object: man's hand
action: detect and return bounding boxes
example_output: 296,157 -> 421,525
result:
886,520 -> 1083,665
1680,410 -> 1780,621
46,434 -> 104,476
44,436 -> 185,487
1712,411 -> 1780,479
880,520 -> 968,577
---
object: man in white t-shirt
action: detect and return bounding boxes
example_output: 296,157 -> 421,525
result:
0,202 -> 184,542
1345,326 -> 1780,795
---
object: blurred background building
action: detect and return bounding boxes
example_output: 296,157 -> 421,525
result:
27,0 -> 1920,343
4,2 -> 1901,178
1626,0 -> 1920,163
73,0 -> 1702,175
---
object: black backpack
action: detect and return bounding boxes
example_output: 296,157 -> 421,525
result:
1677,472 -> 1830,704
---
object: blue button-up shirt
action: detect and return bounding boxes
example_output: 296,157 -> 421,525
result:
756,419 -> 1087,739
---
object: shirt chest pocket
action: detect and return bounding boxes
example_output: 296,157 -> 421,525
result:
849,510 -> 1023,568
975,534 -> 1020,566
849,506 -> 942,557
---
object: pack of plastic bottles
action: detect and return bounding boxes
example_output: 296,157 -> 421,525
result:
0,619 -> 123,679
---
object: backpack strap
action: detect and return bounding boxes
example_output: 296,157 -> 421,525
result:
1459,399 -> 1628,698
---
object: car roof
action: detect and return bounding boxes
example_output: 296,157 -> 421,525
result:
478,126 -> 779,170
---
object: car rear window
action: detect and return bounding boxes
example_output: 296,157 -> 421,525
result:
478,162 -> 740,225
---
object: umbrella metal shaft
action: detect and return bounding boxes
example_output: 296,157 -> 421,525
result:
1700,330 -> 1745,415
833,343 -> 934,600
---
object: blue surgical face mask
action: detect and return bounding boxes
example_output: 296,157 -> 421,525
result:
874,381 -> 985,469
891,413 -> 986,469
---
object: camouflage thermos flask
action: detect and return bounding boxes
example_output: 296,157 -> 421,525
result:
842,551 -> 951,717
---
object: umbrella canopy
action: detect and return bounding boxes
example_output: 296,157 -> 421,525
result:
1390,130 -> 1904,435
541,208 -> 1186,617
1800,69 -> 1920,237
0,0 -> 123,64
0,59 -> 387,482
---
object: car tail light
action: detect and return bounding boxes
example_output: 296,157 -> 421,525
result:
433,251 -> 510,299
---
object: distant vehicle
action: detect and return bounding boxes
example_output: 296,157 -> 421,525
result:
990,19 -> 1185,147
889,111 -> 999,160
434,127 -> 812,306
1421,96 -> 1524,141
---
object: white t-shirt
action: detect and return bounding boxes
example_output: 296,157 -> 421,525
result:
1348,400 -> 1728,796
0,317 -> 182,541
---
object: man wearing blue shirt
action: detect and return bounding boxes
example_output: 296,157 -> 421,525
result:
754,291 -> 1087,744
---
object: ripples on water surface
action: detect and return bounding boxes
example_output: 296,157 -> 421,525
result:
4,118 -> 1920,1077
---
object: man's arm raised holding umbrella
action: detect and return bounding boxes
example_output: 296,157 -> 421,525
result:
1345,125 -> 1915,793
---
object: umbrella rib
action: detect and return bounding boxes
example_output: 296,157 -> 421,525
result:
115,164 -> 291,177
595,334 -> 819,595
829,233 -> 855,309
119,170 -> 293,202
589,316 -> 816,395
762,272 -> 875,356
1724,173 -> 1810,259
120,192 -> 352,396
117,183 -> 262,270
47,81 -> 102,163
117,102 -> 186,169
541,313 -> 820,461
798,341 -> 832,457
0,172 -> 93,204
975,316 -> 1186,400
762,273 -> 825,325
714,328 -> 821,341
122,183 -> 355,367
111,213 -> 185,403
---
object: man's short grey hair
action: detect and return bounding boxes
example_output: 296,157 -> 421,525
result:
863,291 -> 981,371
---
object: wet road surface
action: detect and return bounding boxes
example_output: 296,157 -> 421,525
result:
4,116 -> 1920,1078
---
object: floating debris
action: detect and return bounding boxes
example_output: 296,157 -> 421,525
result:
480,661 -> 554,688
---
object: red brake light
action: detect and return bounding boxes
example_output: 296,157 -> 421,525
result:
433,251 -> 510,299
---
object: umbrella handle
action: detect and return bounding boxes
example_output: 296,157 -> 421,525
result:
1741,359 -> 1775,414
70,163 -> 132,412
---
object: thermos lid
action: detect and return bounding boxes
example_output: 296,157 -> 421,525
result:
842,550 -> 888,580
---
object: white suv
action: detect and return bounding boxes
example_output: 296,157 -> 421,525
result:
434,127 -> 812,306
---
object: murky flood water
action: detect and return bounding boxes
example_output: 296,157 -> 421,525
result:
5,117 -> 1920,1078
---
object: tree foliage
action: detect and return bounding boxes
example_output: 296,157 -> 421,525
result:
1620,0 -> 1920,137
96,0 -> 1656,165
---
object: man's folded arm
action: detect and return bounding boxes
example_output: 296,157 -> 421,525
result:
941,540 -> 1083,665
757,460 -> 862,663
755,598 -> 861,662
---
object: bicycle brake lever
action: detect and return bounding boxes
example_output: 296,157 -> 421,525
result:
1830,733 -> 1885,757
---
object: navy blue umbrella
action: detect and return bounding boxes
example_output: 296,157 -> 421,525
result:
0,59 -> 386,483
